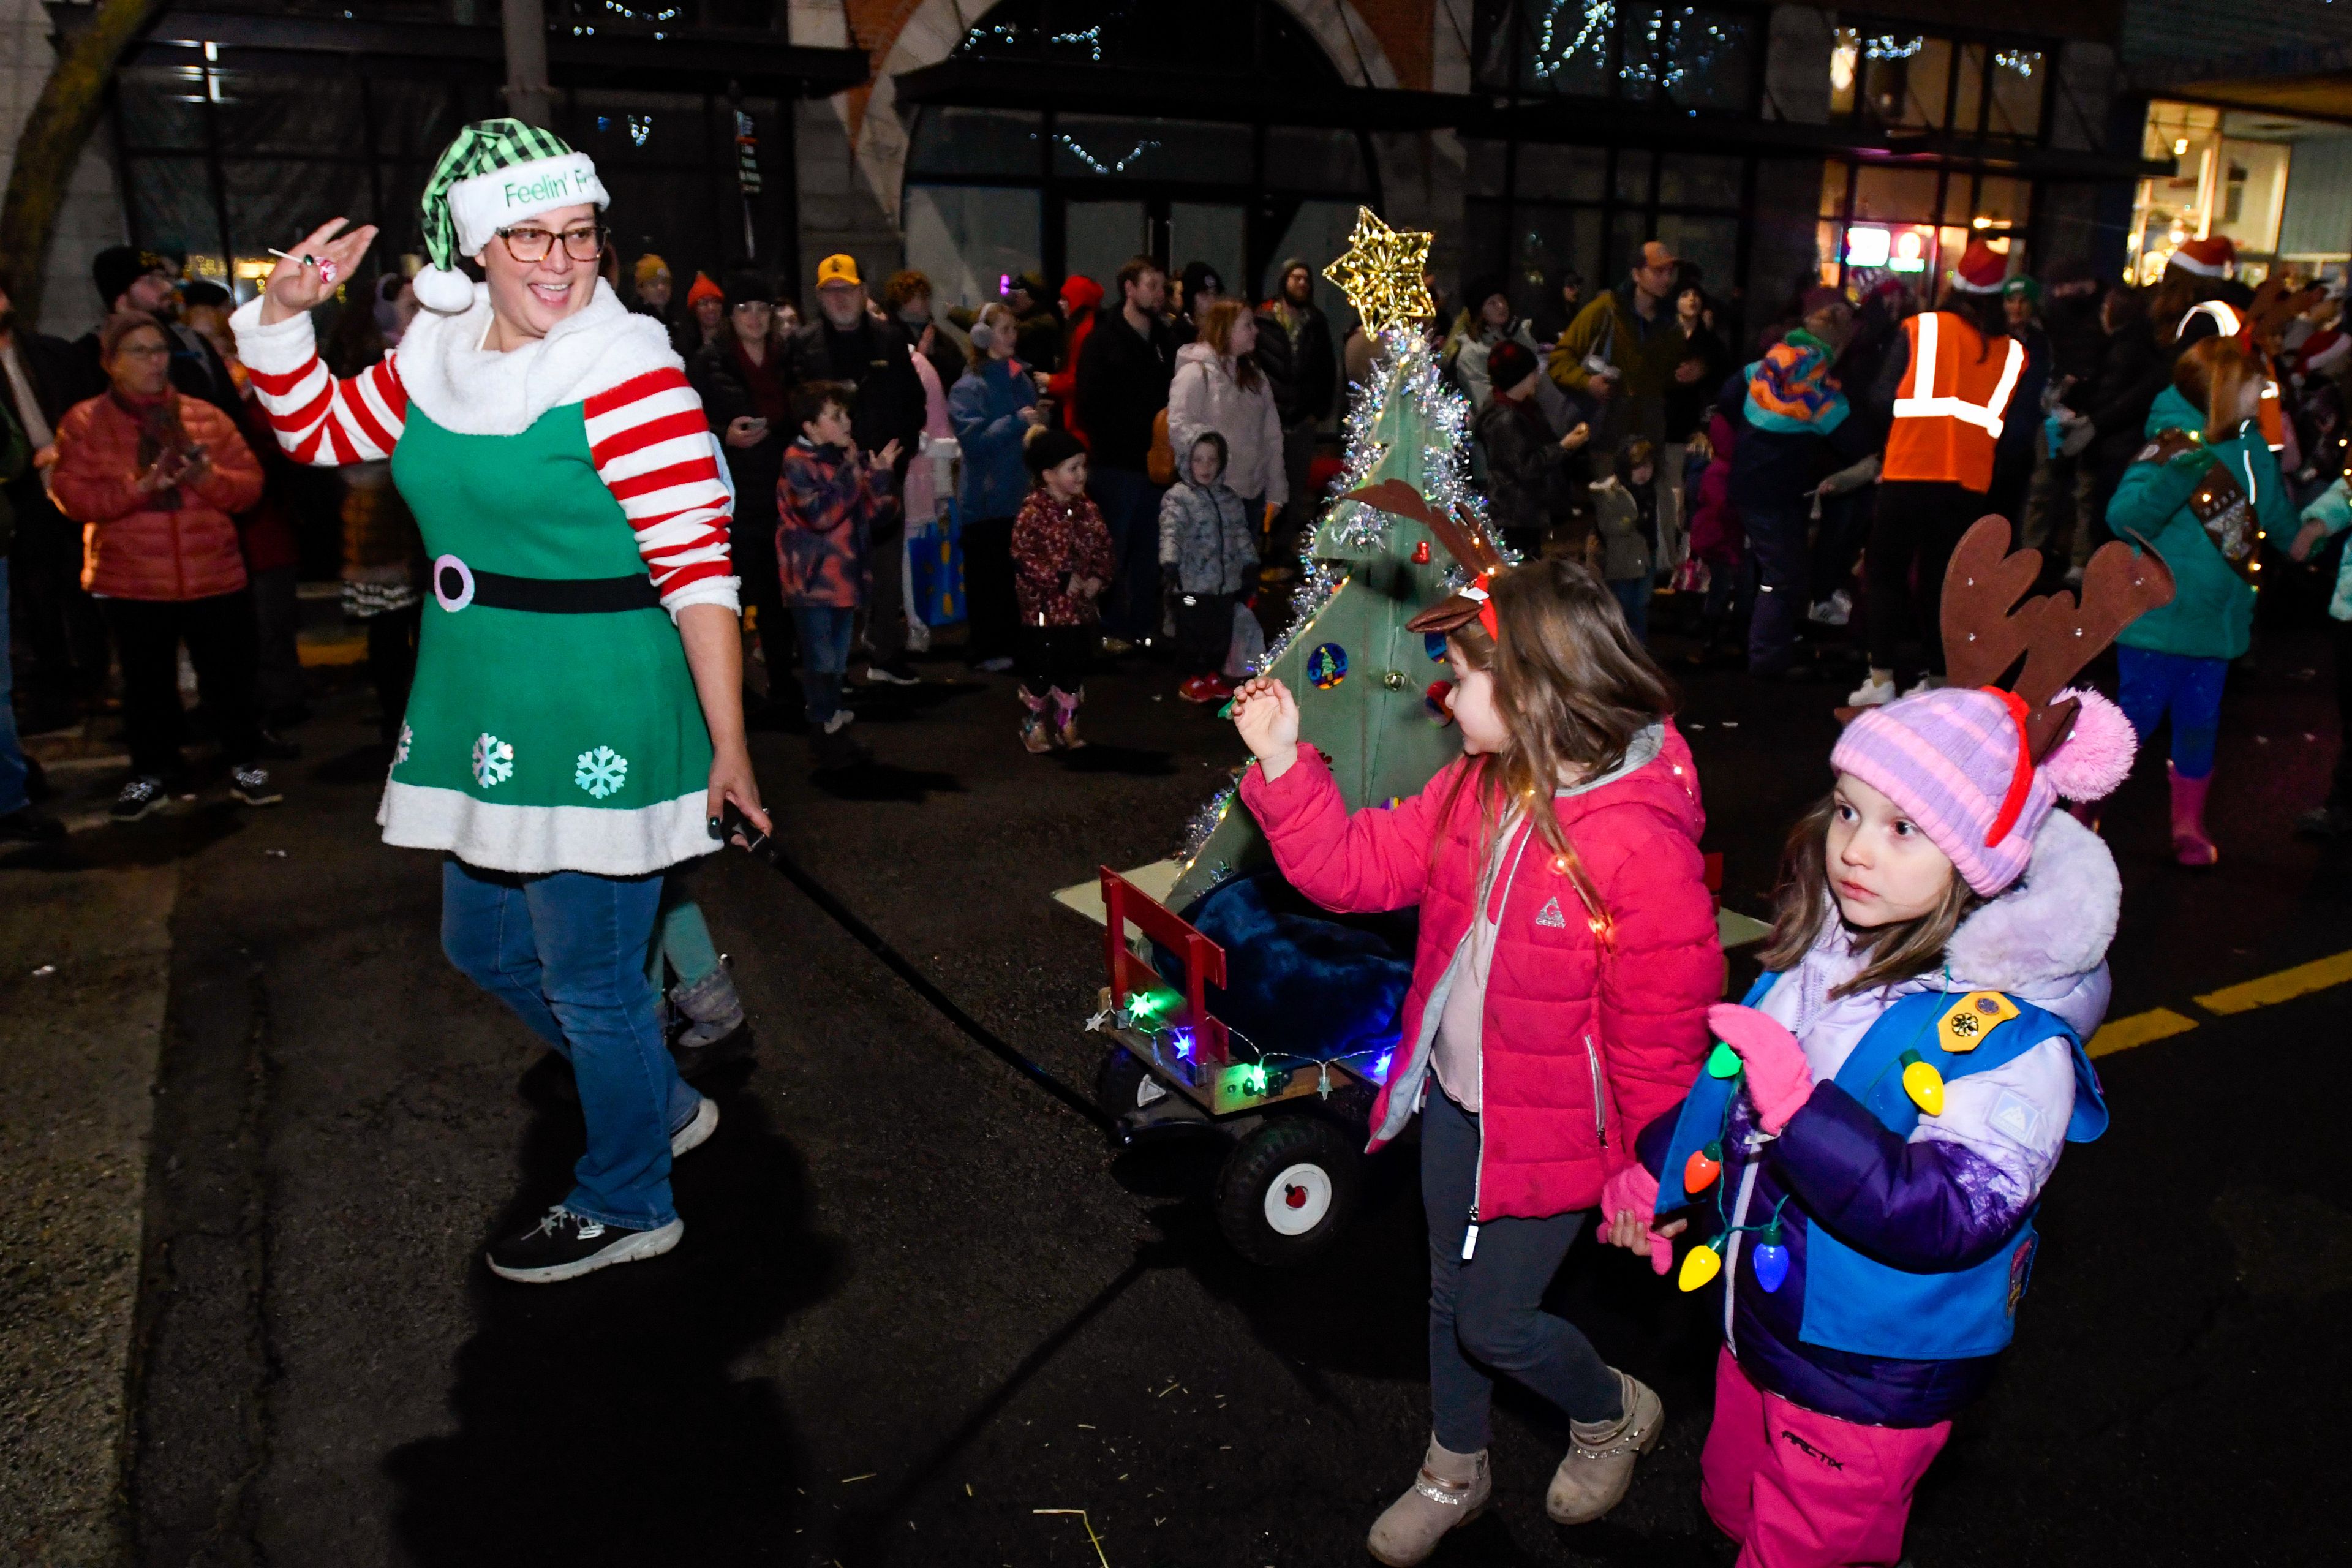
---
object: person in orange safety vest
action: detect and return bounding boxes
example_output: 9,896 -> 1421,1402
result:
1849,240 -> 2030,708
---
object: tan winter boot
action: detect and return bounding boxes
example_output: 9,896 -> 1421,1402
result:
1366,1436 -> 1489,1566
1017,687 -> 1054,755
1049,685 -> 1087,750
1545,1368 -> 1663,1525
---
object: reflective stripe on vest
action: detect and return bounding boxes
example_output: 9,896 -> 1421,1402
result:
1891,312 -> 2026,439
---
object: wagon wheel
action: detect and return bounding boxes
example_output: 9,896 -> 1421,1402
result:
1215,1115 -> 1362,1267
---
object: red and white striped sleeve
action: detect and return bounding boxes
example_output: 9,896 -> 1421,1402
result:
583,368 -> 739,617
230,307 -> 407,466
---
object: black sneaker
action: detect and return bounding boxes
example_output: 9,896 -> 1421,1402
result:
230,766 -> 282,806
486,1205 -> 684,1284
110,775 -> 166,822
0,805 -> 66,843
669,1094 -> 718,1157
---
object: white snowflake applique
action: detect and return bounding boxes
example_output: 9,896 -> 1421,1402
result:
392,722 -> 412,768
472,733 -> 515,788
574,745 -> 629,799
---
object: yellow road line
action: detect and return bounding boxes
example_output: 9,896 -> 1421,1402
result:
2194,949 -> 2352,1016
2087,1006 -> 2200,1060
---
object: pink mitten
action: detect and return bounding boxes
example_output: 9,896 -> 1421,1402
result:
1708,1002 -> 1814,1136
1599,1162 -> 1673,1275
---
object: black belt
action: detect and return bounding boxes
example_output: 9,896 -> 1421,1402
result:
432,554 -> 660,614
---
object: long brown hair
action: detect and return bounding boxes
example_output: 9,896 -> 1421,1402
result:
1197,298 -> 1264,391
1439,557 -> 1675,870
1757,794 -> 1985,998
2173,334 -> 2257,442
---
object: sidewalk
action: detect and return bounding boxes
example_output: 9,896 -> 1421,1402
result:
0,859 -> 178,1565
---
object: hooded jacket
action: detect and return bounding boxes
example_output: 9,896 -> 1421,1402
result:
1044,276 -> 1104,445
1156,439 -> 1257,596
2109,385 -> 2285,662
1238,723 -> 1723,1219
51,389 -> 265,601
1168,342 -> 1287,507
1639,810 -> 2118,1427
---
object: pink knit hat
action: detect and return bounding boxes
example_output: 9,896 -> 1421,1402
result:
1831,685 -> 2136,895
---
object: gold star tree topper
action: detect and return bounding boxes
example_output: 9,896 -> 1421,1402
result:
1324,206 -> 1435,335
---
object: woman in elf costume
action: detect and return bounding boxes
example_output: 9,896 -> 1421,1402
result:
230,120 -> 769,1284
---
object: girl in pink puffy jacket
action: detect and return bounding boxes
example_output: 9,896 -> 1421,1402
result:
1231,557 -> 1724,1566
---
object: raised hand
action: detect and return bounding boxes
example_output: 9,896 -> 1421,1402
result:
258,219 -> 380,326
1230,676 -> 1300,775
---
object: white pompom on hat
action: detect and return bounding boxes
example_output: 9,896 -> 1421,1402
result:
412,118 -> 609,315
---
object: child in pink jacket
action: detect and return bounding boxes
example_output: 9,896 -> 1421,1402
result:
1231,557 -> 1724,1566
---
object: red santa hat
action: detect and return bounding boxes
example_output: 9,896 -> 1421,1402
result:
2169,236 -> 2236,278
1950,240 -> 2009,295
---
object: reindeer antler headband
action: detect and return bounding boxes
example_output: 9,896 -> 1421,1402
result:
1937,516 -> 2176,844
1340,480 -> 1511,643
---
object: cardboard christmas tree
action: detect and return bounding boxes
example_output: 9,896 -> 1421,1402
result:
1166,210 -> 1498,913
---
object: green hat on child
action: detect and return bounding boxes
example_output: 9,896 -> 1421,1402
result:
413,118 -> 610,314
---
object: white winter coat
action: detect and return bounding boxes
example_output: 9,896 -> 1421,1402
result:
1168,343 -> 1288,507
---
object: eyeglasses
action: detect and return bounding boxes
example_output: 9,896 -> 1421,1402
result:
114,342 -> 172,360
495,224 -> 606,264
731,300 -> 773,315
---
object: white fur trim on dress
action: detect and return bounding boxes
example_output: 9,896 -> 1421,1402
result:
395,279 -> 684,436
447,152 -> 609,259
379,780 -> 716,876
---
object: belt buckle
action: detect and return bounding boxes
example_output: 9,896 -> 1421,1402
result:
432,554 -> 476,612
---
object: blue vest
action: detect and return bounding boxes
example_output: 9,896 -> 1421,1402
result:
1660,976 -> 2109,1361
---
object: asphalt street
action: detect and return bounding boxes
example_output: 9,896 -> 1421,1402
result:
10,597 -> 2352,1568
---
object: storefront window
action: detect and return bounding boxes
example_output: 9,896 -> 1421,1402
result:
1820,157 -> 2032,292
1480,0 -> 1759,111
2127,101 -> 2339,285
1828,26 -> 2051,143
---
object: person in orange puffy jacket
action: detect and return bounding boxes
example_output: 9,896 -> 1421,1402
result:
50,310 -> 271,818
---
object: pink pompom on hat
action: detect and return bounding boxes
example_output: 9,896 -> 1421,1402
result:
1831,518 -> 2179,895
1834,686 -> 2136,895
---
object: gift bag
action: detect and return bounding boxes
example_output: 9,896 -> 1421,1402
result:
1224,599 -> 1267,680
908,503 -> 965,627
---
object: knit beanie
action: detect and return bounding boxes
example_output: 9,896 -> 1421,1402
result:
1024,424 -> 1085,478
723,270 -> 771,310
92,245 -> 161,311
413,118 -> 609,314
1487,338 -> 1536,393
1831,684 -> 2135,895
635,254 -> 671,286
687,272 -> 723,308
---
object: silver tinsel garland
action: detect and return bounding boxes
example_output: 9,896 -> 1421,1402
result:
1175,328 -> 1494,870
1249,327 -> 1498,682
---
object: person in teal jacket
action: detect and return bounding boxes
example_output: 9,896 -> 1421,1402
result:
2289,473 -> 2352,838
2106,336 -> 2288,865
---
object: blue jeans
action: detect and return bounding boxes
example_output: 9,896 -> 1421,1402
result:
791,605 -> 856,724
1422,1088 -> 1623,1450
0,560 -> 28,816
1609,575 -> 1651,643
1089,465 -> 1166,642
2116,645 -> 2226,780
440,860 -> 696,1229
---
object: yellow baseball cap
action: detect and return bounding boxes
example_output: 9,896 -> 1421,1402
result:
816,254 -> 861,288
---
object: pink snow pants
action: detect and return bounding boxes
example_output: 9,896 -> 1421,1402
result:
1700,1348 -> 1950,1567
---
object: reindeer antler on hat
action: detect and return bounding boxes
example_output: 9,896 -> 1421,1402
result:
1941,516 -> 2174,761
1832,518 -> 2175,894
1338,480 -> 1510,640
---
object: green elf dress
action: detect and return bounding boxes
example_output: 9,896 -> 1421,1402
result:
228,281 -> 739,875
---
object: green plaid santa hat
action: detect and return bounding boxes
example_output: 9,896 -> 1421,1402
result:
413,118 -> 609,314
